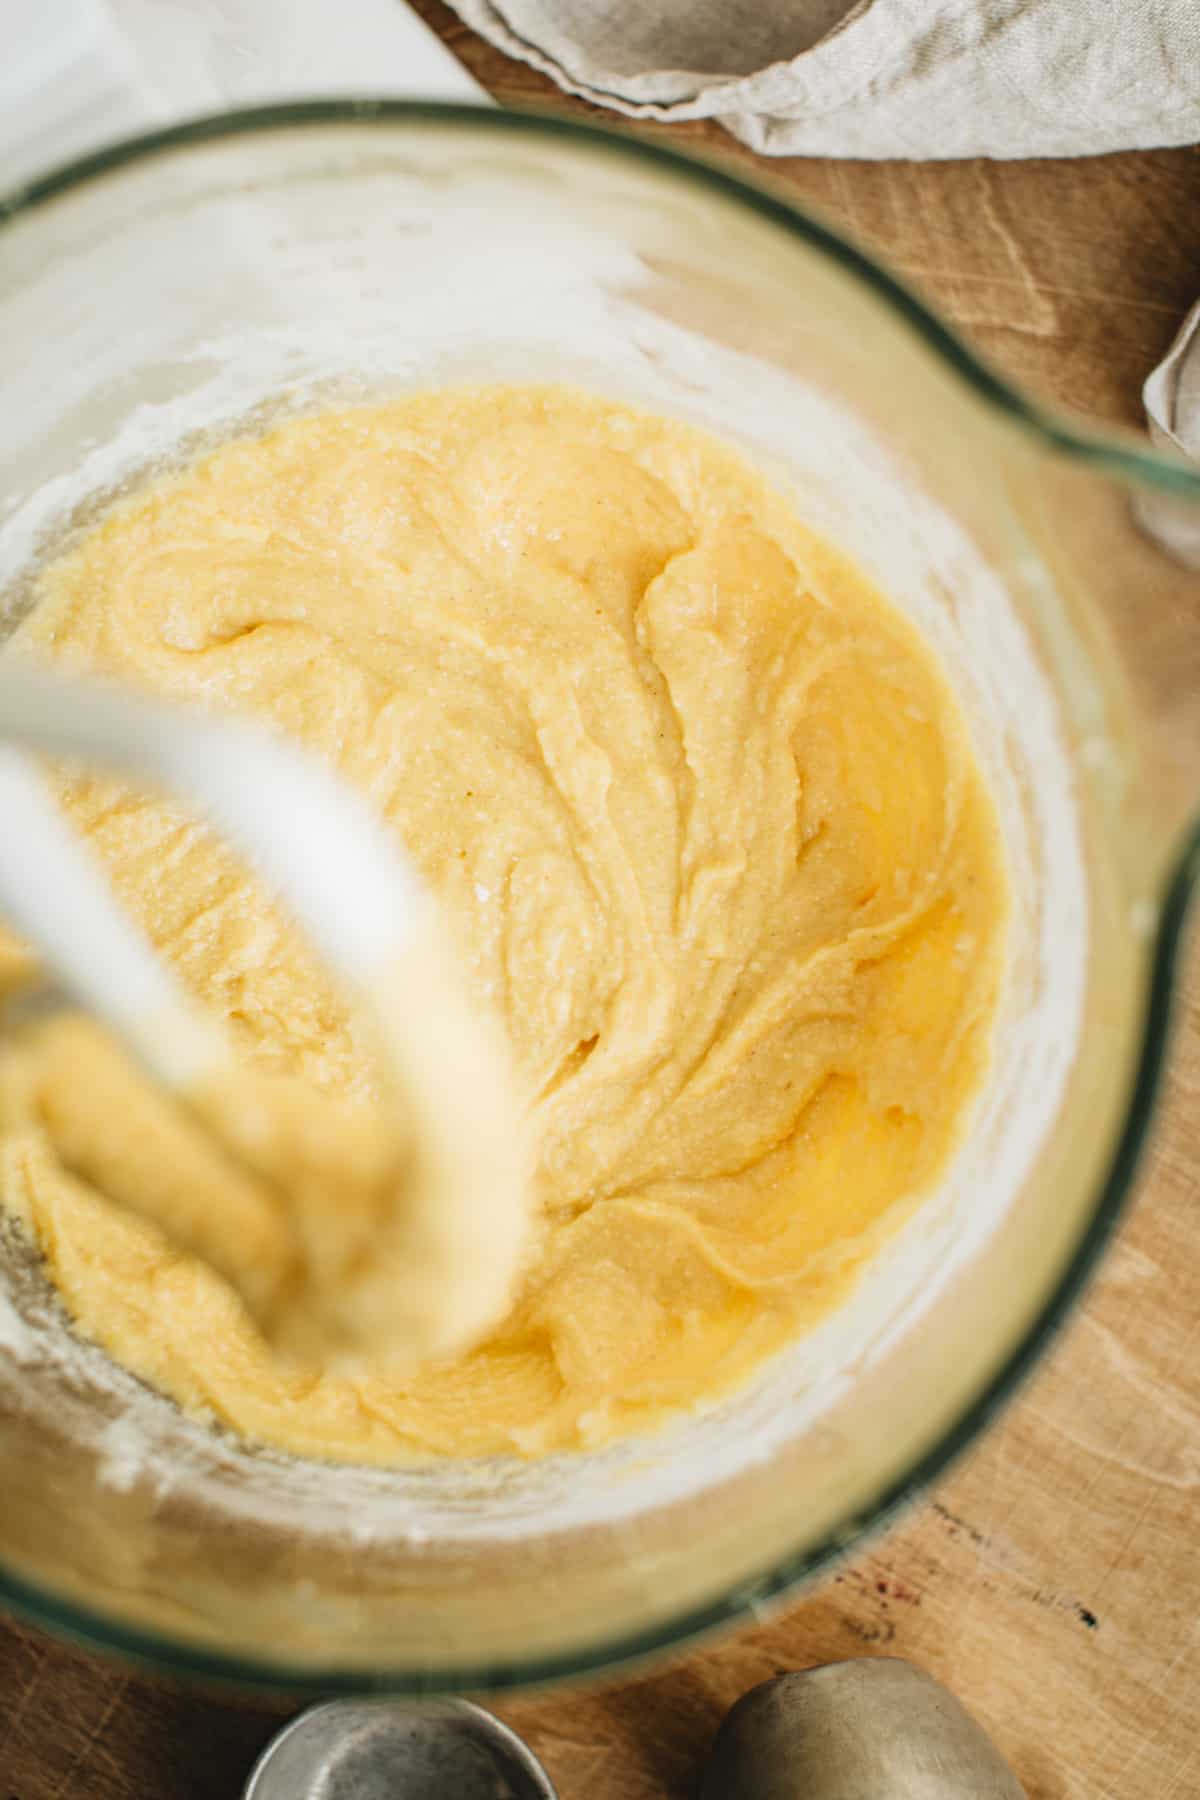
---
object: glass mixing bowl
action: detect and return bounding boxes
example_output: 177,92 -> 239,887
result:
0,103 -> 1197,1693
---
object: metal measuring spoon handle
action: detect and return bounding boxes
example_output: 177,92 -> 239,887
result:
702,1660 -> 1027,1798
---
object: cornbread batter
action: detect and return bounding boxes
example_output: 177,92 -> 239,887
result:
0,387 -> 1006,1460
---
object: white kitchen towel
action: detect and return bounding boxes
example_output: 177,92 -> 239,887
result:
1140,304 -> 1200,569
446,0 -> 1200,159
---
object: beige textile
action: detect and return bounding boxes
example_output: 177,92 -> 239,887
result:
445,0 -> 1200,159
1141,302 -> 1200,570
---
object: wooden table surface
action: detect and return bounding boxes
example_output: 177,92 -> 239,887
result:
3,14 -> 1199,1799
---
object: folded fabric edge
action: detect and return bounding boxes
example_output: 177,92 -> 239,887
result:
1137,299 -> 1200,570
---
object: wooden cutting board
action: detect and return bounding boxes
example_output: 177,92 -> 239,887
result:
2,12 -> 1198,1796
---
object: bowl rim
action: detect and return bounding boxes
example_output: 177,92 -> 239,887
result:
0,99 -> 1196,1695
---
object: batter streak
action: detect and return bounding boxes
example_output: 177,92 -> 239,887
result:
0,386 -> 1006,1460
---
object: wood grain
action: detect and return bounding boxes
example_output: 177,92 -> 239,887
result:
2,18 -> 1199,1800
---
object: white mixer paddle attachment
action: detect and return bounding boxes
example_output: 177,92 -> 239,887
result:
0,660 -> 528,1372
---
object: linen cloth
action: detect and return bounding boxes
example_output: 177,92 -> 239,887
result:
1141,304 -> 1200,568
445,0 -> 1200,159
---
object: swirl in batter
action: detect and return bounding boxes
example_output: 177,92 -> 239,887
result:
0,387 -> 1006,1460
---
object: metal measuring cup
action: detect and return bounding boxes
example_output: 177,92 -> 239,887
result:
244,1697 -> 557,1799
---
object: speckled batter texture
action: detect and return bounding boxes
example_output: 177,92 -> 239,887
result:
0,386 -> 1007,1460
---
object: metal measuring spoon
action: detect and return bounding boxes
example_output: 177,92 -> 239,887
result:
244,1698 -> 557,1799
701,1660 -> 1027,1798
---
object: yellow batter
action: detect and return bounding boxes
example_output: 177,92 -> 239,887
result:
0,386 -> 1006,1460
